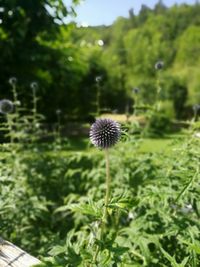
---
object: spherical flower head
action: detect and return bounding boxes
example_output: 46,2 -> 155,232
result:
155,61 -> 164,70
8,77 -> 17,86
90,118 -> 121,149
193,104 -> 200,112
132,87 -> 139,94
95,76 -> 102,83
56,109 -> 62,115
30,81 -> 38,91
0,99 -> 14,114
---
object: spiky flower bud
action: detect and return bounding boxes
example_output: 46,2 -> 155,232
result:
90,118 -> 121,149
8,77 -> 17,86
0,99 -> 14,114
155,61 -> 164,70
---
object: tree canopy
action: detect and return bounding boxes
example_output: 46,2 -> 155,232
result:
0,1 -> 200,121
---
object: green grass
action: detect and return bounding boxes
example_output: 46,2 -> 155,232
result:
63,137 -> 174,154
0,134 -> 185,157
138,138 -> 174,153
62,135 -> 183,156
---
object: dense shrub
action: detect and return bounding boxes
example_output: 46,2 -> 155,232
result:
144,112 -> 172,137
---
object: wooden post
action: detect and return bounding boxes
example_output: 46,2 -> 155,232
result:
0,238 -> 41,267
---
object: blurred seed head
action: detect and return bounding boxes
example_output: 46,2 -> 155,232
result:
155,61 -> 164,70
97,39 -> 104,46
35,123 -> 40,129
128,211 -> 135,220
132,87 -> 139,94
0,99 -> 14,114
68,56 -> 73,62
180,204 -> 193,214
8,77 -> 17,86
56,109 -> 62,115
30,81 -> 38,91
95,76 -> 102,83
112,109 -> 118,114
194,132 -> 200,138
192,104 -> 200,112
15,100 -> 21,106
89,118 -> 121,149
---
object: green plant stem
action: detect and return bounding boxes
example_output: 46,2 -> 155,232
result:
133,95 -> 138,117
155,72 -> 162,112
93,148 -> 111,264
175,165 -> 199,203
12,84 -> 19,113
104,148 -> 110,221
7,115 -> 14,145
33,89 -> 37,125
96,84 -> 101,116
56,113 -> 61,142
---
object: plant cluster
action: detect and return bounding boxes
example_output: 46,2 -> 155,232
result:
0,80 -> 200,266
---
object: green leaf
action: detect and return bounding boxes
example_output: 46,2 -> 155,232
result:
49,245 -> 67,256
160,247 -> 189,267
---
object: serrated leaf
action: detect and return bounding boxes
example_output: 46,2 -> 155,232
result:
49,245 -> 67,256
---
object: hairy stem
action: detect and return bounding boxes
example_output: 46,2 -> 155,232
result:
96,84 -> 100,116
93,148 -> 111,264
12,84 -> 19,113
155,72 -> 162,112
104,148 -> 110,221
7,115 -> 14,145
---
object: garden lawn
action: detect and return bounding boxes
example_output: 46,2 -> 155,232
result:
53,134 -> 184,155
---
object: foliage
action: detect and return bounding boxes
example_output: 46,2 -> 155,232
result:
29,131 -> 200,267
1,1 -> 200,266
70,2 -> 200,119
144,112 -> 172,137
1,2 -> 200,121
1,87 -> 200,265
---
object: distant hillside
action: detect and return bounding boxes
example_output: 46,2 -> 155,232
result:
69,1 -> 200,118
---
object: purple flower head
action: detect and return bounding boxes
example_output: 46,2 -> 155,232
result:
132,87 -> 139,94
155,61 -> 164,70
90,118 -> 121,149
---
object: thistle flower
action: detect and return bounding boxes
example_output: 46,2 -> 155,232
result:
95,76 -> 102,83
155,61 -> 164,70
8,77 -> 17,86
0,99 -> 14,114
89,118 -> 121,149
132,87 -> 139,94
192,104 -> 200,113
30,81 -> 38,91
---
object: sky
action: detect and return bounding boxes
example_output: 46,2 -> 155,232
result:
64,0 -> 197,26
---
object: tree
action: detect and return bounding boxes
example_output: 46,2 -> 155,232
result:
0,0 -> 81,121
166,77 -> 188,119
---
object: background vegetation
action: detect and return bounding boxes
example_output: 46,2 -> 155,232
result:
1,1 -> 200,121
1,0 -> 200,266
